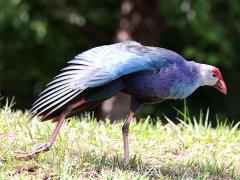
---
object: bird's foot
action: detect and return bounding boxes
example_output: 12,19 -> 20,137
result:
14,142 -> 52,160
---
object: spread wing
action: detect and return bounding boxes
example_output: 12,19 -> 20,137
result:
30,41 -> 174,119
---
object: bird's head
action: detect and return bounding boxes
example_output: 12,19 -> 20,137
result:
199,64 -> 227,95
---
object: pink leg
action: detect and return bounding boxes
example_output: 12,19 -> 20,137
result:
14,99 -> 86,160
14,113 -> 65,159
122,112 -> 135,166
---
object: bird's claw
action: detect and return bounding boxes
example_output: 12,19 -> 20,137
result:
13,142 -> 52,160
34,142 -> 51,151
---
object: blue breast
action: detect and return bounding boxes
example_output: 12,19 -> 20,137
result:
124,61 -> 200,100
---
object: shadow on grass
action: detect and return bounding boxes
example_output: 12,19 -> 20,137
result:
82,150 -> 238,179
84,152 -> 163,178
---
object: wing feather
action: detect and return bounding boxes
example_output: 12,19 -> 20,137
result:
34,83 -> 70,105
40,79 -> 74,95
47,75 -> 77,86
32,90 -> 79,118
41,90 -> 83,120
32,87 -> 71,109
61,65 -> 87,71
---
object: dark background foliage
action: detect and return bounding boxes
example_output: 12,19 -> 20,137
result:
0,0 -> 239,122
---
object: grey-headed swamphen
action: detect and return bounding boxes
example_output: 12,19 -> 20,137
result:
16,41 -> 227,166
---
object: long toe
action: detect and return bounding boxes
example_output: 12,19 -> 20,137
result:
14,142 -> 52,160
34,142 -> 51,151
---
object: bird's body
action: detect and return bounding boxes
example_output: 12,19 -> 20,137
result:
17,41 -> 227,165
31,41 -> 203,120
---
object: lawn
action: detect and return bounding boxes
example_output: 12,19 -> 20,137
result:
0,100 -> 240,179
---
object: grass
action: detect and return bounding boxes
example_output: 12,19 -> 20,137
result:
0,100 -> 240,179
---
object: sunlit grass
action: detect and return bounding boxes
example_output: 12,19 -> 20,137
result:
0,100 -> 239,179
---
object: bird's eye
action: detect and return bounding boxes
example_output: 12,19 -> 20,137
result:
212,73 -> 216,78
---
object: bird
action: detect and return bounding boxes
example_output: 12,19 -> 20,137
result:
16,41 -> 227,166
